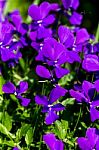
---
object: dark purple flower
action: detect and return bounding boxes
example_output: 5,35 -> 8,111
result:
70,80 -> 99,122
77,128 -> 99,150
69,11 -> 83,25
40,38 -> 70,78
58,26 -> 90,62
58,25 -> 74,49
0,20 -> 22,64
2,81 -> 30,106
0,0 -> 6,21
84,43 -> 99,54
8,10 -> 28,47
43,133 -> 64,150
61,0 -> 82,25
28,2 -> 58,39
0,0 -> 6,9
35,85 -> 67,124
75,28 -> 89,45
62,0 -> 79,10
8,10 -> 28,35
13,147 -> 19,150
82,54 -> 99,72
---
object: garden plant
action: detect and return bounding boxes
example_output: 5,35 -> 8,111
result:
0,0 -> 99,149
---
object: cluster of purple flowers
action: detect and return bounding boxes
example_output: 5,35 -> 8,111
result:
0,0 -> 28,67
1,0 -> 99,149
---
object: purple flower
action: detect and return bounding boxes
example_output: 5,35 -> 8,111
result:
61,0 -> 82,25
8,10 -> 28,47
2,81 -> 30,106
43,133 -> 64,150
83,43 -> 99,54
13,147 -> 19,150
8,10 -> 28,35
77,128 -> 99,150
0,20 -> 22,64
82,54 -> 99,72
70,80 -> 99,122
62,0 -> 79,10
28,2 -> 58,39
75,28 -> 90,45
58,26 -> 89,62
69,11 -> 83,25
0,0 -> 6,9
40,38 -> 70,78
0,0 -> 6,21
35,85 -> 67,125
58,25 -> 81,63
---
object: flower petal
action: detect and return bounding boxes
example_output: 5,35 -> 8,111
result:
86,128 -> 99,148
17,96 -> 30,107
52,103 -> 65,111
35,95 -> 48,106
39,2 -> 51,19
77,137 -> 91,150
49,85 -> 67,104
17,81 -> 28,94
28,4 -> 41,20
43,15 -> 55,26
36,65 -> 51,79
69,89 -> 87,103
69,12 -> 83,25
45,111 -> 59,125
58,25 -> 74,48
82,54 -> 99,72
82,80 -> 95,100
54,140 -> 64,150
43,133 -> 56,150
54,67 -> 70,78
43,133 -> 64,150
2,82 -> 16,94
76,28 -> 89,45
90,107 -> 99,122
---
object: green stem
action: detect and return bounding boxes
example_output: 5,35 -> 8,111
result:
73,107 -> 82,135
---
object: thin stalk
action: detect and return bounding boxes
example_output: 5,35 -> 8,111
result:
73,107 -> 82,135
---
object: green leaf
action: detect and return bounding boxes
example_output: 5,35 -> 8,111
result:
62,98 -> 75,106
10,94 -> 18,101
16,124 -> 31,141
95,24 -> 99,42
25,127 -> 33,145
33,0 -> 40,5
66,140 -> 74,146
3,140 -> 15,147
0,123 -> 15,139
59,74 -> 74,86
19,58 -> 26,71
80,122 -> 87,129
0,112 -> 3,121
2,112 -> 12,131
61,120 -> 68,132
0,75 -> 4,95
54,120 -> 68,140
